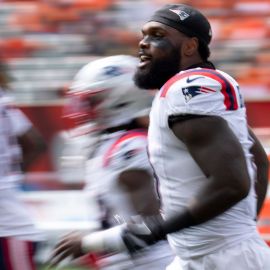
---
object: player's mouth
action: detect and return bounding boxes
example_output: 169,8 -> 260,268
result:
138,54 -> 151,68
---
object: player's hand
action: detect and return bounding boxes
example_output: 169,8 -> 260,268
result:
122,215 -> 166,254
48,231 -> 85,268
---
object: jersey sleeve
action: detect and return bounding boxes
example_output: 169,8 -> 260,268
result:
7,108 -> 32,136
163,69 -> 242,116
103,134 -> 152,174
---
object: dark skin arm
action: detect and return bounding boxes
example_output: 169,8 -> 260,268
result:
248,127 -> 269,216
48,116 -> 255,265
18,127 -> 47,172
48,168 -> 161,267
118,169 -> 160,217
162,115 -> 251,233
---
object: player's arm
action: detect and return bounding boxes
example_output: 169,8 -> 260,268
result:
118,169 -> 160,217
166,115 -> 250,227
18,126 -> 47,171
48,141 -> 161,265
8,107 -> 47,171
51,112 -> 253,260
125,115 -> 251,239
114,114 -> 253,254
248,127 -> 269,216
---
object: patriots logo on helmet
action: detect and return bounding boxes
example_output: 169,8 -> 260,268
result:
182,86 -> 216,102
103,66 -> 123,77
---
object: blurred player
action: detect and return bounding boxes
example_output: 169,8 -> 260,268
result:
0,60 -> 47,269
49,55 -> 175,269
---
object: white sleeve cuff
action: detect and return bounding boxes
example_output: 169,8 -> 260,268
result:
81,225 -> 127,253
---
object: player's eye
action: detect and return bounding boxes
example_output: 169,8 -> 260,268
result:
152,31 -> 163,38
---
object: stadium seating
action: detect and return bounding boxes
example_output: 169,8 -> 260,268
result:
0,0 -> 269,105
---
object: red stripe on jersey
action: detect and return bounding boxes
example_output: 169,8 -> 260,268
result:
200,89 -> 210,93
160,69 -> 238,110
200,86 -> 216,92
2,239 -> 13,270
103,130 -> 147,167
200,71 -> 238,110
160,72 -> 188,98
27,242 -> 35,270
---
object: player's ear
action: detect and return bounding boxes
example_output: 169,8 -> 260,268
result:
182,37 -> 199,57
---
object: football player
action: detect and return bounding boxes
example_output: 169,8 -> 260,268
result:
132,3 -> 270,270
49,55 -> 175,269
0,61 -> 46,270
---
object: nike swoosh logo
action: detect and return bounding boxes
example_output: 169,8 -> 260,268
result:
186,76 -> 204,83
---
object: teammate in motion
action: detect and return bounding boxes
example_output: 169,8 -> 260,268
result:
0,60 -> 46,269
49,55 -> 174,269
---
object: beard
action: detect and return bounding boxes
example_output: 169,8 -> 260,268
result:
134,49 -> 181,90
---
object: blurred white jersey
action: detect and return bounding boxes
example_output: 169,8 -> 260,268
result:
84,129 -> 174,269
148,68 -> 259,259
0,89 -> 44,241
84,129 -> 152,221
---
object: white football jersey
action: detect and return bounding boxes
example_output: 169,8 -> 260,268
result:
148,68 -> 258,259
84,129 -> 154,223
84,129 -> 174,269
0,89 -> 44,241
